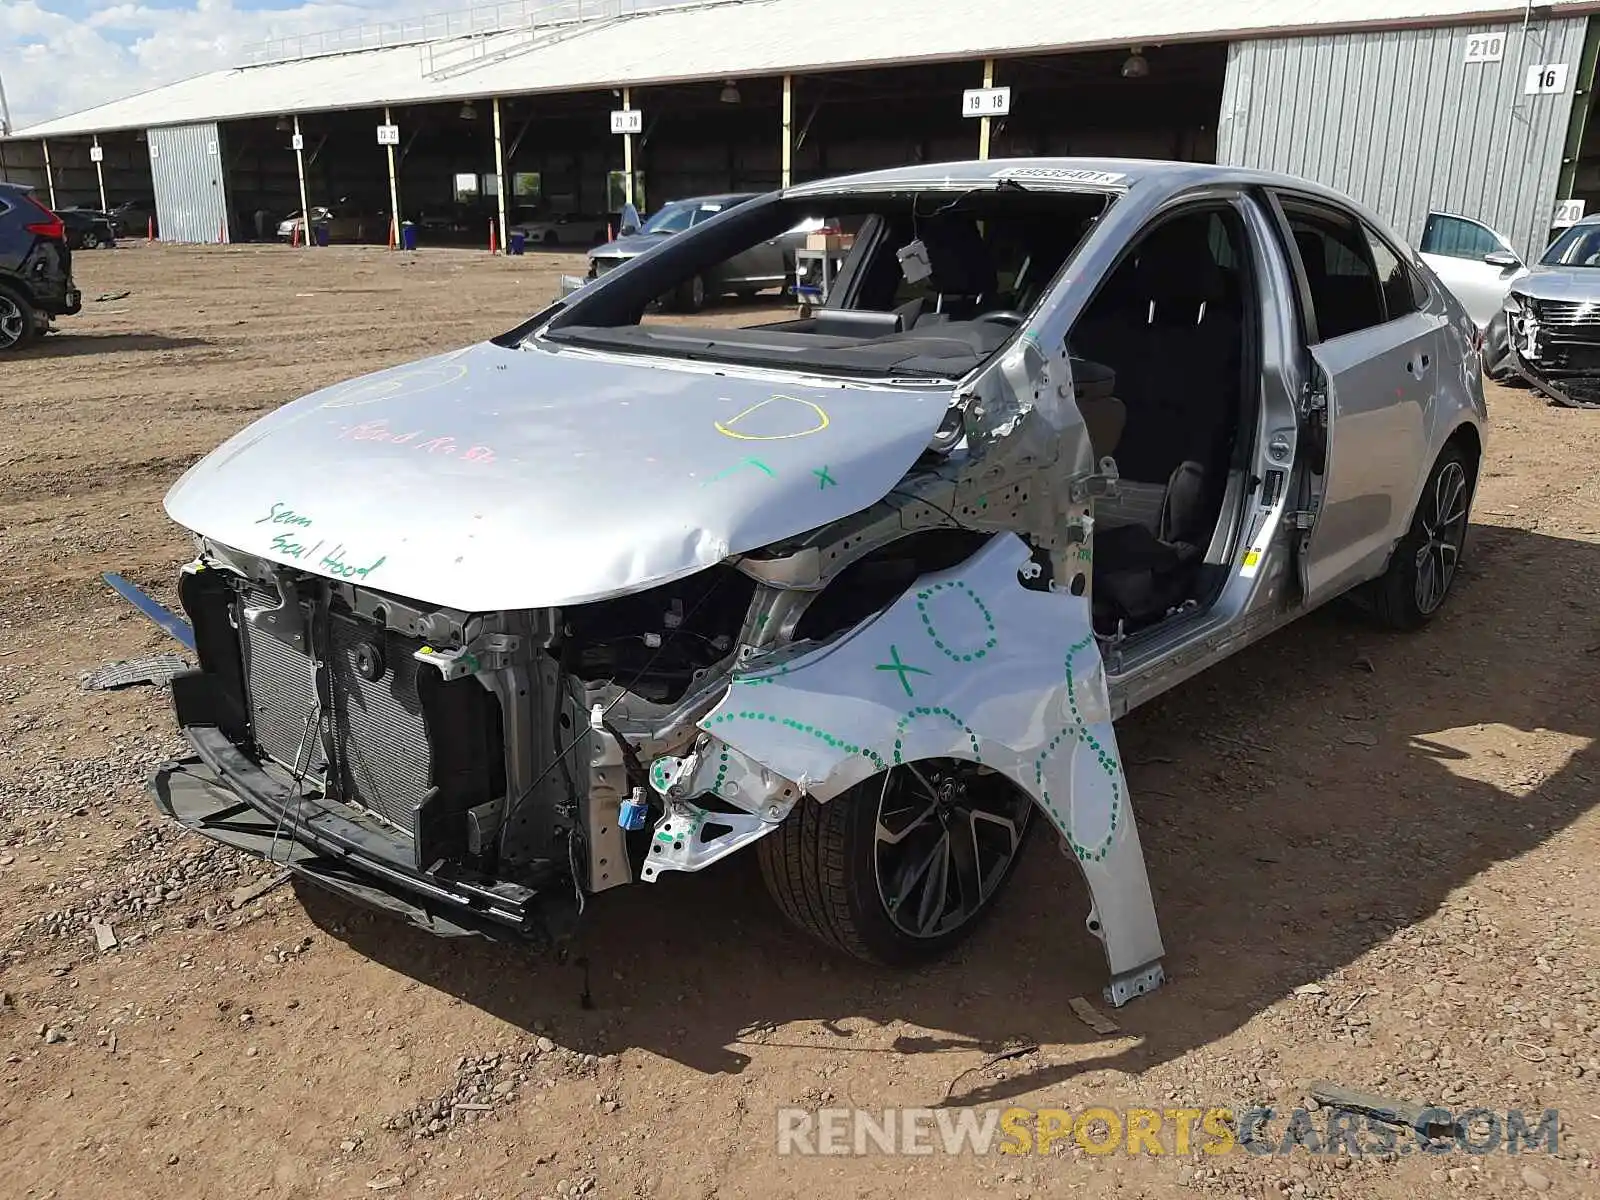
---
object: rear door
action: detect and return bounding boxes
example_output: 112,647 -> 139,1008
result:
1418,212 -> 1525,329
1273,195 -> 1445,606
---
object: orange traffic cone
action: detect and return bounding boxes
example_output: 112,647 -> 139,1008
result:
147,216 -> 154,244
488,220 -> 498,255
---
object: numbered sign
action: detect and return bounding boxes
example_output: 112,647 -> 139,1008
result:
1554,199 -> 1586,228
1464,33 -> 1506,63
376,123 -> 400,146
291,133 -> 305,152
610,109 -> 643,135
89,145 -> 104,163
1526,64 -> 1570,95
963,87 -> 1012,118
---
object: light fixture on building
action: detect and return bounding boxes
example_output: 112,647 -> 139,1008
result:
460,100 -> 478,120
275,116 -> 291,132
1121,48 -> 1150,79
719,79 -> 742,104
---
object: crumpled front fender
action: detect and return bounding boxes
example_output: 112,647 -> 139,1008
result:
648,535 -> 1166,1005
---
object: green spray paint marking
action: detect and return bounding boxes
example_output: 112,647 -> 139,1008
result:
892,706 -> 982,766
915,579 -> 998,664
874,644 -> 932,697
705,709 -> 888,773
704,457 -> 776,486
1032,634 -> 1123,863
733,664 -> 792,687
813,465 -> 836,489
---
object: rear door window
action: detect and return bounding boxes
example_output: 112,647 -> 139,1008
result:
1363,224 -> 1427,319
1279,200 -> 1388,341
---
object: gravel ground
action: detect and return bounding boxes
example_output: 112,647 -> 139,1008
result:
1,243 -> 1598,1200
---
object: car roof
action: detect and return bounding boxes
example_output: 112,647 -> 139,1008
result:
782,156 -> 1368,205
665,193 -> 758,206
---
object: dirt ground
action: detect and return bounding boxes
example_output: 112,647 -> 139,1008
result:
2,243 -> 1598,1200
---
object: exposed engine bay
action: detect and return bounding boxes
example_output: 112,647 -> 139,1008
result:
1506,293 -> 1600,409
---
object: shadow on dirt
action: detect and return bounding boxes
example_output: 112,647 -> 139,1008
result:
296,522 -> 1600,1100
23,333 -> 212,359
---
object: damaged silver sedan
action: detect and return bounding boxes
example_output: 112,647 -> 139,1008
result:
144,159 -> 1486,1006
1502,214 -> 1600,408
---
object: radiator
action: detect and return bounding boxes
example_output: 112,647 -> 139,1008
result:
240,593 -> 432,836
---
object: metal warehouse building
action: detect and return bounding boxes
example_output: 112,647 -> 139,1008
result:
3,0 -> 1599,260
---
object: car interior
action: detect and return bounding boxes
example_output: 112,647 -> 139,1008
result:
542,192 -> 1259,638
1064,207 -> 1256,637
543,190 -> 1111,377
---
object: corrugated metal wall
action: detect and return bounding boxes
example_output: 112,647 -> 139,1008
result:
148,122 -> 230,243
1219,17 -> 1590,259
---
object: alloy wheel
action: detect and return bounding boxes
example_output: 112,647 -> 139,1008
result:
1414,460 -> 1469,615
0,295 -> 25,349
872,761 -> 1031,939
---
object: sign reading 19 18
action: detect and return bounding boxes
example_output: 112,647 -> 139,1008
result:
962,87 -> 1012,118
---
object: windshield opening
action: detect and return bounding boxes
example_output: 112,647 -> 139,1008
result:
539,186 -> 1115,380
1541,223 -> 1600,267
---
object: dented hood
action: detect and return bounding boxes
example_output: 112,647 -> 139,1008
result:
1512,266 -> 1600,302
164,341 -> 950,611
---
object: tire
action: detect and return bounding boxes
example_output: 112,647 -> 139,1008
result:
1482,310 -> 1516,382
676,274 -> 707,313
758,759 -> 1033,966
1368,443 -> 1474,630
0,286 -> 37,353
544,231 -> 559,247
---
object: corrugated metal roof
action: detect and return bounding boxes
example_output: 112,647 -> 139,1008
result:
11,0 -> 1598,139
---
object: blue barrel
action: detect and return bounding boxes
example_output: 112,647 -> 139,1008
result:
508,230 -> 526,256
400,221 -> 417,251
313,223 -> 330,247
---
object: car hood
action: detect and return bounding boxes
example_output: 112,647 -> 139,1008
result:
1510,266 -> 1600,302
164,341 -> 951,611
589,232 -> 672,260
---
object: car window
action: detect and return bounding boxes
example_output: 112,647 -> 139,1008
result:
1281,201 -> 1388,341
641,204 -> 695,234
1363,224 -> 1424,320
1420,213 -> 1505,261
1540,223 -> 1600,267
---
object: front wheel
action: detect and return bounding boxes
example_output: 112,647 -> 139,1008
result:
1368,443 -> 1474,629
758,760 -> 1033,966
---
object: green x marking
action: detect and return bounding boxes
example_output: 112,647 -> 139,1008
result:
813,465 -> 836,489
875,644 -> 932,697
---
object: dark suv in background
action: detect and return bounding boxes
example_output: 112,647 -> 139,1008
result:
0,182 -> 80,351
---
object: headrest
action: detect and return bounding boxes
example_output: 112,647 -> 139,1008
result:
1131,220 -> 1228,304
918,215 -> 997,298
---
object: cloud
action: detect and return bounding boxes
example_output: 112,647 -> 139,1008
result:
1,0 -> 443,132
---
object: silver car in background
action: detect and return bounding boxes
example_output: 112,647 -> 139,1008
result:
144,159 -> 1485,1007
584,193 -> 821,309
1501,214 -> 1600,408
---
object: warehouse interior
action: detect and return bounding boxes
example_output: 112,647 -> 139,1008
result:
198,41 -> 1228,245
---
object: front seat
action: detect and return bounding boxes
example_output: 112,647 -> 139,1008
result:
912,214 -> 997,323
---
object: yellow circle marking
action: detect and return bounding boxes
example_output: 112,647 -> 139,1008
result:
714,395 -> 831,441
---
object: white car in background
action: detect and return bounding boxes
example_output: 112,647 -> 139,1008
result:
1417,210 -> 1529,330
509,210 -> 608,248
